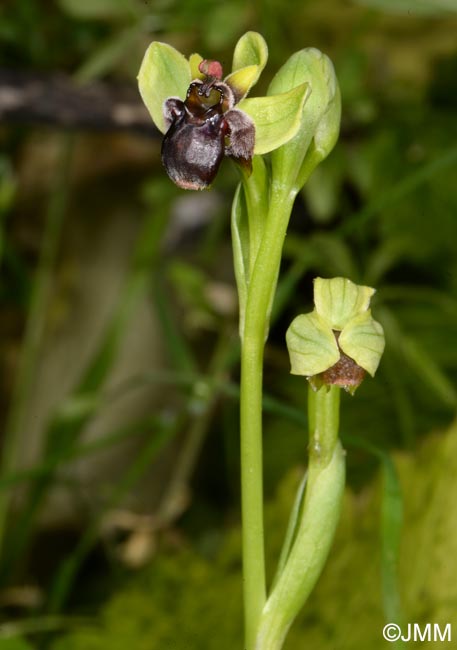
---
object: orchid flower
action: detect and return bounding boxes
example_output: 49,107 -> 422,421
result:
137,32 -> 362,650
138,32 -> 310,189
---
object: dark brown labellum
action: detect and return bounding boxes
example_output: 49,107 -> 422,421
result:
161,75 -> 255,190
320,351 -> 366,389
313,330 -> 366,394
162,106 -> 227,190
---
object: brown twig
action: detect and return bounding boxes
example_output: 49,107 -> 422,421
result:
0,68 -> 159,136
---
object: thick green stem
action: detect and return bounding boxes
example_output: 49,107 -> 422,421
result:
255,385 -> 345,650
240,333 -> 267,650
240,186 -> 295,650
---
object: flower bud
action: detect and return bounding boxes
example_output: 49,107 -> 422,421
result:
268,48 -> 341,194
286,277 -> 385,392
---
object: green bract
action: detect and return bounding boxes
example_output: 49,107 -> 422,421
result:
268,48 -> 341,194
137,32 -> 310,156
286,277 -> 385,382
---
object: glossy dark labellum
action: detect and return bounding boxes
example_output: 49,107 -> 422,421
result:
161,66 -> 255,190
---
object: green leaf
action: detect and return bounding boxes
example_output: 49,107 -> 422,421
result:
239,83 -> 310,155
339,311 -> 385,376
401,335 -> 457,407
286,311 -> 339,377
138,42 -> 191,134
257,440 -> 345,648
314,277 -> 375,329
232,31 -> 268,75
272,470 -> 308,589
380,456 -> 403,625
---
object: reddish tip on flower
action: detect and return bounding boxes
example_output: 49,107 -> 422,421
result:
199,59 -> 223,80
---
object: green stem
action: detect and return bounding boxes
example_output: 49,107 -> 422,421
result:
255,385 -> 345,650
240,186 -> 296,650
308,383 -> 341,465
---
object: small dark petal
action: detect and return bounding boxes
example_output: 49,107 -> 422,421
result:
216,82 -> 235,112
163,97 -> 185,129
224,108 -> 255,171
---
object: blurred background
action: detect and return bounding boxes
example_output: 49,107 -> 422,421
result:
1,0 -> 457,648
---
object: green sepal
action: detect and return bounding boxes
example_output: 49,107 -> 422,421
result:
239,83 -> 310,155
286,311 -> 340,377
313,277 -> 375,330
339,311 -> 385,376
138,41 -> 191,133
232,31 -> 268,76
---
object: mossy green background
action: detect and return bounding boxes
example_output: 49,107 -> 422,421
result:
49,419 -> 457,650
